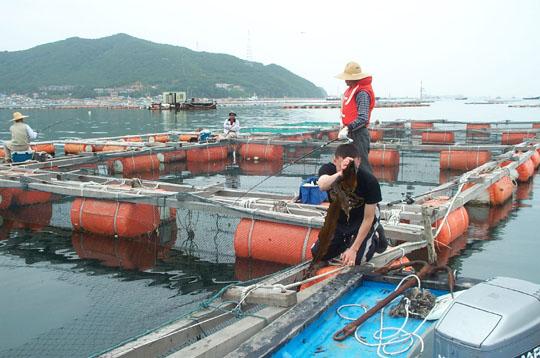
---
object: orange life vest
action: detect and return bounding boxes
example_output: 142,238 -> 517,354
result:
341,77 -> 375,126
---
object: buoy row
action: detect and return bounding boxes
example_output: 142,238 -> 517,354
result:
0,188 -> 52,210
463,176 -> 515,206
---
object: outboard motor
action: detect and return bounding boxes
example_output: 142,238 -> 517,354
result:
434,277 -> 540,357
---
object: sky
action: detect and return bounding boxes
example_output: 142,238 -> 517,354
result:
1,0 -> 539,98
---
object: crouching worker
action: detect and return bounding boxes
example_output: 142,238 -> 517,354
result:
311,143 -> 387,266
4,112 -> 37,163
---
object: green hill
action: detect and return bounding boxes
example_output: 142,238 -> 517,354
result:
0,34 -> 326,98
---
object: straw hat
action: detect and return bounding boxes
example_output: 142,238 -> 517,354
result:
11,112 -> 29,121
335,61 -> 370,80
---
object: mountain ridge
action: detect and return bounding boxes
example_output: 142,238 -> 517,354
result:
0,34 -> 326,98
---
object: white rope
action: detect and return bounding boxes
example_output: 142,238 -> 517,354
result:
347,274 -> 431,357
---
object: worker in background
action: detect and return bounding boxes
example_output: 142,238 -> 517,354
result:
336,61 -> 375,173
313,143 -> 387,266
4,112 -> 37,162
223,112 -> 240,139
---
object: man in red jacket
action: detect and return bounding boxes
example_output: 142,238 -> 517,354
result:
336,61 -> 375,172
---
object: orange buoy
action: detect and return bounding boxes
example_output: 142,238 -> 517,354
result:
234,257 -> 288,281
0,189 -> 13,210
157,150 -> 186,163
187,160 -> 227,175
439,150 -> 491,170
530,150 -> 540,169
10,189 -> 52,206
410,121 -> 434,130
71,198 -> 160,238
466,123 -> 491,131
239,159 -> 284,176
31,143 -> 55,154
186,146 -> 228,162
532,123 -> 540,129
421,131 -> 455,144
64,143 -> 94,154
372,165 -> 399,183
368,149 -> 400,167
239,143 -> 283,161
101,145 -> 127,152
369,129 -> 384,142
488,176 -> 514,205
501,132 -> 535,145
149,134 -> 170,143
423,198 -> 469,247
113,154 -> 160,175
178,134 -> 198,142
234,218 -> 319,265
123,136 -> 143,142
516,159 -> 535,182
299,266 -> 340,290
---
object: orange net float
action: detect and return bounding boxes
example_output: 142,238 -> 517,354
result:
299,266 -> 341,290
100,145 -> 127,152
239,159 -> 284,176
0,189 -> 14,210
186,146 -> 229,162
234,218 -> 320,265
178,134 -> 199,142
64,143 -> 94,154
156,150 -> 187,163
10,189 -> 53,206
123,136 -> 143,142
501,132 -> 535,145
71,198 -> 160,238
187,160 -> 227,175
8,202 -> 52,231
489,176 -> 514,205
372,165 -> 399,183
148,134 -> 170,143
113,154 -> 160,175
423,198 -> 469,248
421,131 -> 455,145
238,143 -> 284,161
516,158 -> 535,182
0,148 -> 4,159
368,148 -> 400,167
439,150 -> 491,170
530,150 -> 540,169
410,121 -> 434,130
234,257 -> 288,282
369,129 -> 384,142
532,123 -> 540,129
31,143 -> 55,154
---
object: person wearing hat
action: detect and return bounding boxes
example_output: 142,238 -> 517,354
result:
4,112 -> 38,162
223,112 -> 240,139
336,61 -> 375,172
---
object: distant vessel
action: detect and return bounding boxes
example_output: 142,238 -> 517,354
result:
523,96 -> 540,100
455,96 -> 468,100
149,92 -> 217,111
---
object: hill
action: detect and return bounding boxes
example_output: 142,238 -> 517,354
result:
0,34 -> 326,98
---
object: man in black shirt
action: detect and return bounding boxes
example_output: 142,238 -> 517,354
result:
312,143 -> 385,266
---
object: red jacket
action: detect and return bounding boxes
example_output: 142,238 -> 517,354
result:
341,77 -> 375,126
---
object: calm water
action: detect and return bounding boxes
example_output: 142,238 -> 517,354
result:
0,101 -> 539,357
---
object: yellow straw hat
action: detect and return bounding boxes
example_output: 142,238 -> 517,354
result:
335,61 -> 370,80
11,112 -> 29,121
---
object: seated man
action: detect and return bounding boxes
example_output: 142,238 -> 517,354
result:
223,112 -> 240,139
4,112 -> 37,162
312,143 -> 386,266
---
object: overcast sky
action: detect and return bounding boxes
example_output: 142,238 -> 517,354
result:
1,0 -> 539,97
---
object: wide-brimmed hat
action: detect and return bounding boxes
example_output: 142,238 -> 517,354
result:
11,112 -> 29,121
229,112 -> 237,116
335,61 -> 370,80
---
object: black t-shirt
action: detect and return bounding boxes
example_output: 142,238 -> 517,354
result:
318,162 -> 382,230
